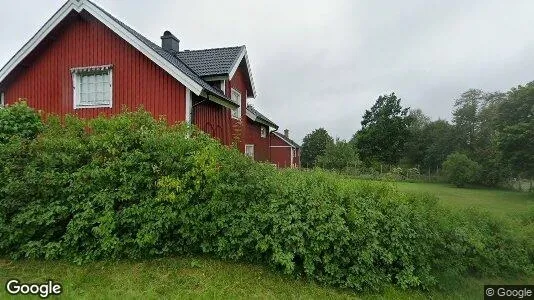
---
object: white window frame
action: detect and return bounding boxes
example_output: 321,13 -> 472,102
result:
231,88 -> 241,119
260,126 -> 267,138
245,144 -> 255,159
71,65 -> 113,109
220,80 -> 226,95
0,92 -> 4,107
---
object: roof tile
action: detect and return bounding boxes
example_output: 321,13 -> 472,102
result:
176,47 -> 244,77
89,0 -> 228,101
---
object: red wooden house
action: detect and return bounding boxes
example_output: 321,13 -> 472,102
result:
0,0 -> 302,166
0,0 -> 256,152
244,105 -> 278,162
270,130 -> 301,168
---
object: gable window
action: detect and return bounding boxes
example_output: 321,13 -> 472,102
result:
245,144 -> 254,159
231,89 -> 241,119
71,65 -> 113,109
260,126 -> 267,138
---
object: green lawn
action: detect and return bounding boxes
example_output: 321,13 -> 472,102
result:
1,182 -> 532,299
0,257 -> 355,299
395,181 -> 534,218
1,257 -> 529,300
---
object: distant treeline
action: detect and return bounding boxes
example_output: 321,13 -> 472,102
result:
301,81 -> 534,188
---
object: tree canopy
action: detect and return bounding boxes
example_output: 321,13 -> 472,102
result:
299,81 -> 534,188
496,82 -> 534,178
354,93 -> 412,165
300,128 -> 334,168
316,139 -> 361,171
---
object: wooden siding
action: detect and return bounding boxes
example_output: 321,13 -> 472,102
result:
244,118 -> 270,162
270,133 -> 300,168
2,13 -> 186,124
228,67 -> 249,152
192,94 -> 232,146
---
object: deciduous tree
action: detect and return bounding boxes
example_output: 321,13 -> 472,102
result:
300,128 -> 334,168
316,138 -> 361,171
354,93 -> 411,165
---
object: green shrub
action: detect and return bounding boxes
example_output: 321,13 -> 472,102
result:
442,152 -> 480,187
0,100 -> 43,144
405,167 -> 421,180
0,107 -> 531,292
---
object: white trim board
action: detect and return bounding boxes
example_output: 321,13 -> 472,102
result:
272,131 -> 299,148
185,88 -> 192,123
206,93 -> 238,109
0,0 -> 204,96
204,75 -> 228,82
220,80 -> 226,96
246,109 -> 277,129
246,110 -> 256,120
228,47 -> 256,98
230,88 -> 241,119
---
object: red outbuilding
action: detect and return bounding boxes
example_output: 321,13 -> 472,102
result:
0,0 -> 256,151
270,130 -> 301,168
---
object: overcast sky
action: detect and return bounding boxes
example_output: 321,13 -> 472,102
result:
1,0 -> 534,143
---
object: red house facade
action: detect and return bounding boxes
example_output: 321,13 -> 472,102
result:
0,0 -> 300,167
270,130 -> 301,168
244,105 -> 278,162
0,0 -> 254,148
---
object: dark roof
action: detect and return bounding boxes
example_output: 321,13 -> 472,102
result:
88,0 -> 230,103
246,105 -> 278,129
272,131 -> 300,148
176,46 -> 244,77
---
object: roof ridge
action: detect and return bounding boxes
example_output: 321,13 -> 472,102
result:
273,131 -> 300,148
180,45 -> 245,52
88,0 -> 229,100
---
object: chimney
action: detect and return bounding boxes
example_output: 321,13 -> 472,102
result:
284,129 -> 289,138
161,31 -> 180,54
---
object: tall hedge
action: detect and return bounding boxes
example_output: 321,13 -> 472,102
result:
0,101 -> 43,144
0,104 -> 532,292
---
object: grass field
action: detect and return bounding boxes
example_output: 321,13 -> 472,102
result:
395,181 -> 534,218
1,182 -> 532,299
1,257 -> 530,300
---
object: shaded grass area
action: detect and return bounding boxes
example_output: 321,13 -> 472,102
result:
395,181 -> 534,218
1,257 -> 532,299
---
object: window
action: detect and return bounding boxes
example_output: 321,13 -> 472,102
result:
245,144 -> 254,159
71,65 -> 113,109
260,126 -> 267,138
0,92 -> 4,108
231,89 -> 241,119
